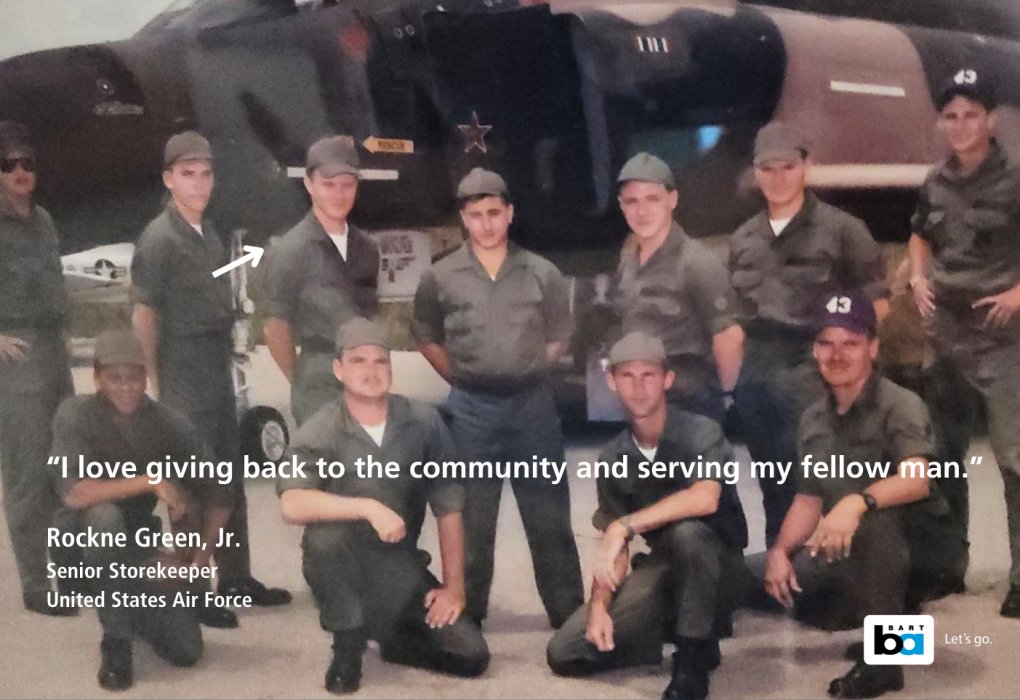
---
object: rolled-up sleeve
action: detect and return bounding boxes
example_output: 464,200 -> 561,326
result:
888,393 -> 937,467
541,263 -> 575,344
130,231 -> 171,309
685,246 -> 738,336
276,420 -> 329,496
411,269 -> 445,345
263,244 -> 301,323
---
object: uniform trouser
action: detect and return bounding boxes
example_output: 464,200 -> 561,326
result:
160,335 -> 250,581
78,503 -> 203,666
302,522 -> 490,677
929,323 -> 1020,587
291,351 -> 343,427
736,333 -> 825,546
923,358 -> 977,539
445,384 -> 584,628
547,521 -> 743,677
0,384 -> 72,597
745,508 -> 961,629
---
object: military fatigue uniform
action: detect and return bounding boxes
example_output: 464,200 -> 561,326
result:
412,241 -> 583,627
612,223 -> 739,423
48,393 -> 231,664
0,195 -> 74,600
278,395 -> 489,675
748,374 -> 964,627
730,193 -> 887,543
547,407 -> 747,676
130,203 -> 246,577
913,144 -> 1020,587
264,213 -> 379,425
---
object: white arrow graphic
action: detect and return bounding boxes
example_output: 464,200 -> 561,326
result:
212,245 -> 264,278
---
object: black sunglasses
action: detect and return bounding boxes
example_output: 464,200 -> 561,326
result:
0,156 -> 36,174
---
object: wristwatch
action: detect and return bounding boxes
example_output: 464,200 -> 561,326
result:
861,493 -> 878,513
619,516 -> 638,542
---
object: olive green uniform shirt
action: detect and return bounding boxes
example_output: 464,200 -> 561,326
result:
278,395 -> 464,544
797,372 -> 945,516
49,393 -> 233,520
593,406 -> 748,550
612,223 -> 737,363
0,196 -> 71,394
730,193 -> 888,331
411,242 -> 573,388
264,212 -> 380,348
130,203 -> 234,338
912,144 -> 1020,326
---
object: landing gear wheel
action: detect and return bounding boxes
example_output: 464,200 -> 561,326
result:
241,407 -> 289,465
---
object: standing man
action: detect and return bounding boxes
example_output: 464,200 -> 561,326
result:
412,167 -> 583,629
907,70 -> 1020,617
612,152 -> 744,424
49,331 -> 229,690
730,122 -> 889,545
0,120 -> 76,615
131,131 -> 291,608
547,332 -> 747,700
278,318 -> 489,694
263,136 -> 380,426
755,290 -> 962,698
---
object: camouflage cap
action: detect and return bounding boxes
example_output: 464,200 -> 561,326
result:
609,331 -> 667,367
814,289 -> 877,338
937,69 -> 997,111
94,330 -> 145,367
0,120 -> 34,158
164,131 -> 213,169
335,317 -> 391,356
456,167 -> 508,199
753,121 -> 809,165
617,152 -> 675,189
306,136 -> 359,178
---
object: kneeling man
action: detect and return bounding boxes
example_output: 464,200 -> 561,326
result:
756,289 -> 964,698
50,330 -> 238,690
278,318 -> 489,695
547,332 -> 747,700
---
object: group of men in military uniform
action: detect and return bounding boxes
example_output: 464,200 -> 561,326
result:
0,64 -> 1017,699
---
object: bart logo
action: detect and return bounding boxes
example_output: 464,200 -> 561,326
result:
864,615 -> 934,665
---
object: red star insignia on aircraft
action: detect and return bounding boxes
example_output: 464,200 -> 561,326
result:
458,111 -> 492,154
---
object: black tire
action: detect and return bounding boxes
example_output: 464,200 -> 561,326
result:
241,406 -> 289,466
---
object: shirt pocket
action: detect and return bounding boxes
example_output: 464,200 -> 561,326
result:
965,203 -> 1012,251
731,269 -> 764,296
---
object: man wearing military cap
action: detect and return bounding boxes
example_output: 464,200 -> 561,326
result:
412,167 -> 583,629
750,289 -> 963,698
48,330 -> 244,689
547,331 -> 747,700
264,135 -> 380,425
730,121 -> 889,545
0,120 -> 77,615
131,131 -> 291,608
611,152 -> 745,425
907,68 -> 1020,617
278,317 -> 489,695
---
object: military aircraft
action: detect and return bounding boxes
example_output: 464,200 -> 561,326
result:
4,0 -> 1020,417
3,0 -> 1019,254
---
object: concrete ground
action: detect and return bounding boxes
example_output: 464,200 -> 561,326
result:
2,349 -> 1019,699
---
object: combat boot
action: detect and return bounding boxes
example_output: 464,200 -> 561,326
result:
662,637 -> 715,700
827,662 -> 903,698
98,637 -> 133,691
325,630 -> 365,695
